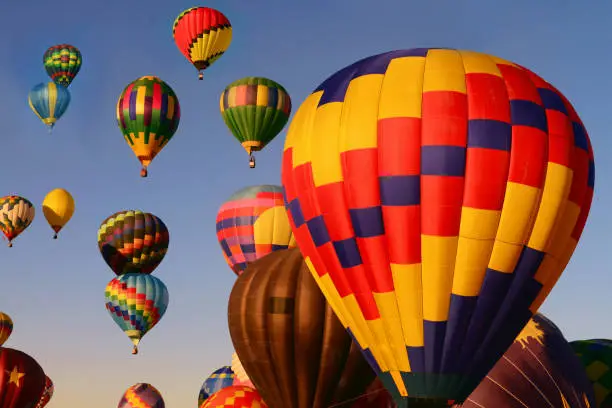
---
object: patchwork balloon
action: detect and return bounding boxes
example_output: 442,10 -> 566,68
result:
0,195 -> 35,247
571,339 -> 612,407
43,44 -> 82,87
118,383 -> 165,408
201,385 -> 267,408
198,366 -> 235,407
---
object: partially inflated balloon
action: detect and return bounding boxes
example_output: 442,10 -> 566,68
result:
118,383 -> 165,408
0,312 -> 13,346
173,7 -> 232,80
232,353 -> 254,388
116,76 -> 180,177
43,44 -> 82,87
571,339 -> 612,407
28,82 -> 70,131
220,77 -> 291,168
282,48 -> 595,407
35,376 -> 54,408
0,195 -> 35,247
105,273 -> 169,354
216,185 -> 296,275
458,314 -> 595,407
0,348 -> 47,408
228,248 -> 378,408
198,366 -> 235,407
201,386 -> 267,408
42,188 -> 74,239
97,210 -> 169,275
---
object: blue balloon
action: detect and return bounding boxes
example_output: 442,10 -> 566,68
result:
198,366 -> 235,406
28,82 -> 71,130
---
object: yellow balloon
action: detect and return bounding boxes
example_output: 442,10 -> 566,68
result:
42,188 -> 74,239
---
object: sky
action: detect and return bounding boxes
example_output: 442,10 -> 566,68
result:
0,0 -> 611,406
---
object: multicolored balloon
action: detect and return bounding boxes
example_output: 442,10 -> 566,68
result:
97,210 -> 169,276
220,77 -> 291,168
458,314 -> 595,407
28,82 -> 71,131
571,339 -> 612,407
43,44 -> 82,87
216,185 -> 296,275
231,353 -> 253,388
42,188 -> 75,239
0,312 -> 13,346
173,7 -> 232,80
201,385 -> 267,408
118,383 -> 165,408
35,375 -> 54,408
281,48 -> 595,406
104,273 -> 169,354
0,348 -> 47,408
198,366 -> 235,407
0,195 -> 35,247
116,76 -> 180,177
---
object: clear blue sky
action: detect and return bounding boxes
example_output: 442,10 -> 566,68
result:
0,0 -> 610,406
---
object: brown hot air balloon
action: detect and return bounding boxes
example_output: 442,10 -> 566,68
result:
0,347 -> 47,408
228,248 -> 378,408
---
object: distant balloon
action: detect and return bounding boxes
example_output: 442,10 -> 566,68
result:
28,82 -> 70,131
216,185 -> 296,275
97,210 -> 169,275
0,347 -> 47,408
116,76 -> 180,177
228,248 -> 378,408
220,77 -> 291,168
42,188 -> 74,239
198,366 -> 235,407
571,339 -> 612,407
0,195 -> 35,247
172,7 -> 232,80
35,376 -> 54,408
105,273 -> 169,355
118,383 -> 165,408
201,385 -> 267,408
458,314 -> 595,407
43,44 -> 82,87
0,312 -> 13,346
231,352 -> 253,388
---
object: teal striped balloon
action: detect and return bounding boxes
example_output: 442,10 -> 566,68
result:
28,82 -> 71,131
104,273 -> 169,355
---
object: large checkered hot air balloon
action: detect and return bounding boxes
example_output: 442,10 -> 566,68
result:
118,383 -> 164,408
281,48 -> 595,407
571,339 -> 612,407
216,185 -> 296,275
116,76 -> 180,177
201,385 -> 266,408
172,7 -> 232,80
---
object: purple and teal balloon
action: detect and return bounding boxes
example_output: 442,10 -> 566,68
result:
198,366 -> 235,407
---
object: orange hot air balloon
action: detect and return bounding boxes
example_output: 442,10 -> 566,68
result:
201,385 -> 267,408
281,48 -> 595,407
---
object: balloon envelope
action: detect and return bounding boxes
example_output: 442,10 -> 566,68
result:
0,195 -> 35,246
42,188 -> 75,238
0,312 -> 13,346
281,48 -> 595,406
232,352 -> 254,388
228,248 -> 378,408
0,347 -> 47,408
28,82 -> 70,129
201,385 -> 266,408
216,185 -> 296,275
118,383 -> 165,408
43,44 -> 82,87
571,339 -> 612,407
198,366 -> 235,406
35,375 -> 54,408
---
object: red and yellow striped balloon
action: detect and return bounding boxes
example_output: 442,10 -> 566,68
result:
0,312 -> 13,346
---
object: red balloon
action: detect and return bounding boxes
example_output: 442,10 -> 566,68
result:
0,347 -> 46,408
201,385 -> 267,408
350,380 -> 395,408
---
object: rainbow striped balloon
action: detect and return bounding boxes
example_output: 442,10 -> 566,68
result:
118,383 -> 165,408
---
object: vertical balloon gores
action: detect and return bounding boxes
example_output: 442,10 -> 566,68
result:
281,48 -> 595,407
0,348 -> 47,408
0,312 -> 13,346
28,82 -> 71,132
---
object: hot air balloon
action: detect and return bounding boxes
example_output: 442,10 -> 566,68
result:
216,185 -> 296,275
97,210 -> 169,275
228,248 -> 378,408
105,273 -> 169,355
0,195 -> 35,247
42,188 -> 74,239
201,385 -> 267,408
116,76 -> 180,177
35,376 -> 54,408
571,339 -> 612,407
43,44 -> 82,87
232,352 -> 254,388
0,348 -> 47,408
281,48 -> 595,407
220,77 -> 291,168
198,366 -> 235,407
28,82 -> 70,131
172,7 -> 232,80
118,383 -> 165,408
457,313 -> 595,407
0,312 -> 13,347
